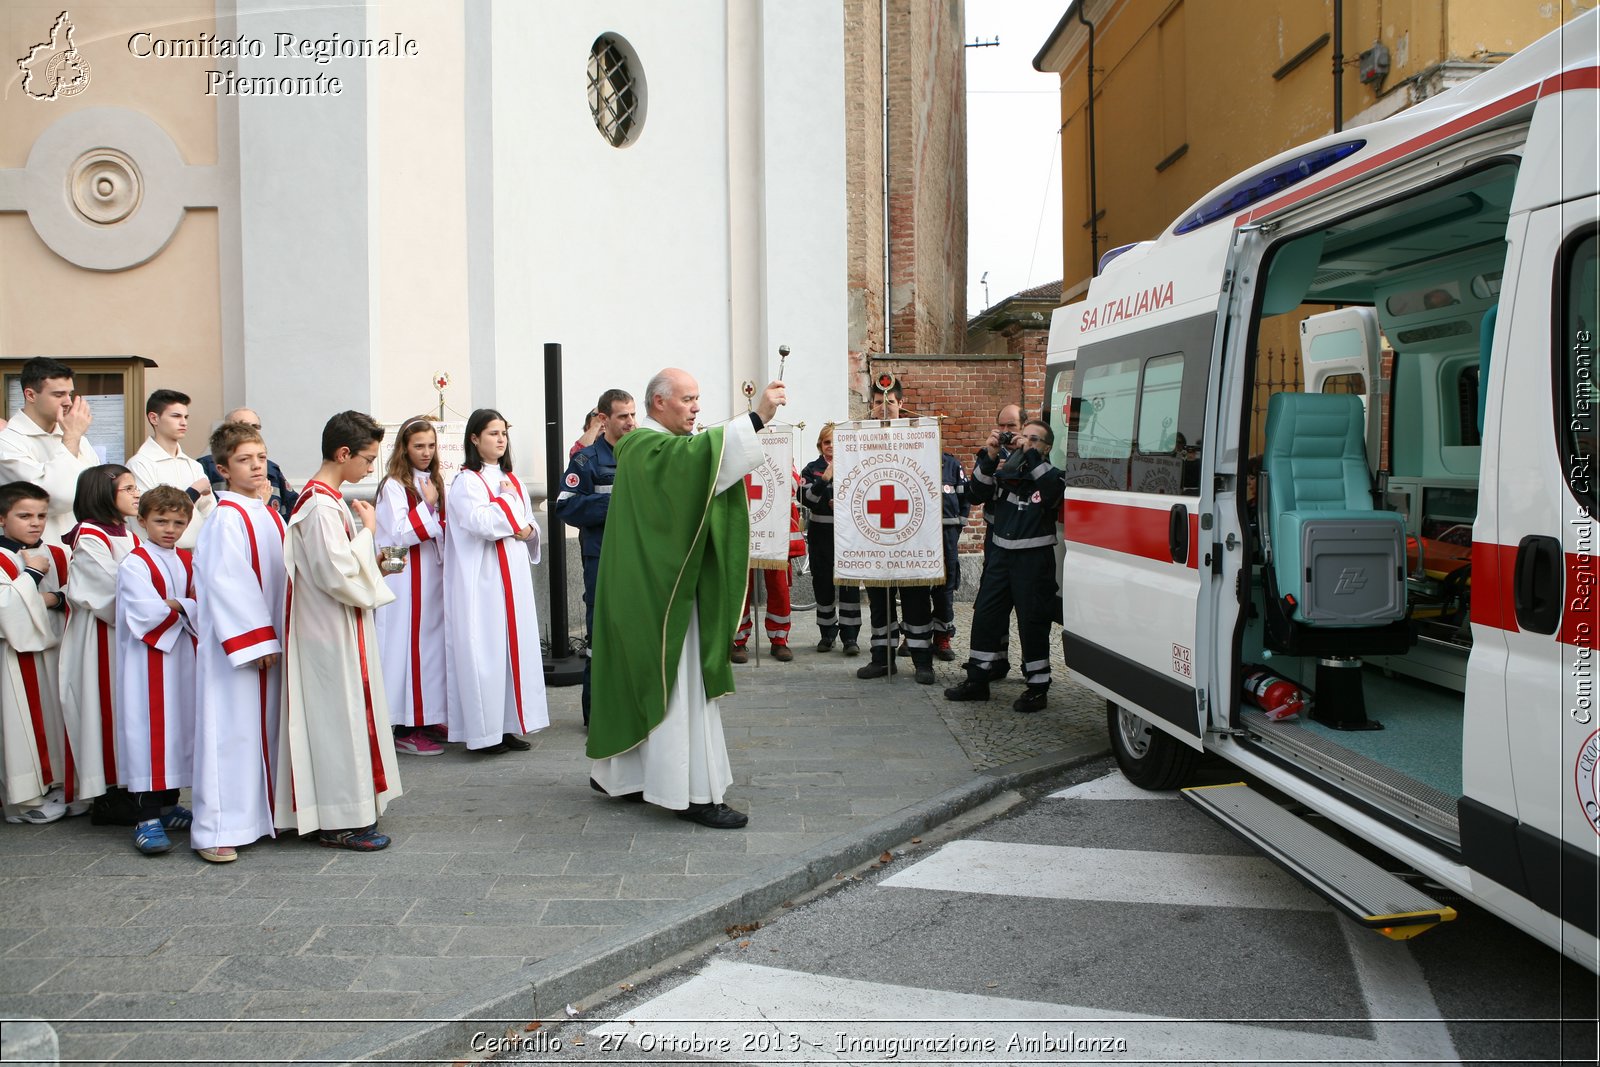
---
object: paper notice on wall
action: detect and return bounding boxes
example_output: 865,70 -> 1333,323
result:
833,418 -> 944,586
746,428 -> 794,570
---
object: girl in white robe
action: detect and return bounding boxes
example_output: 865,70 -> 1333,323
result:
0,487 -> 68,823
191,426 -> 286,862
443,409 -> 548,752
374,419 -> 447,752
60,465 -> 141,807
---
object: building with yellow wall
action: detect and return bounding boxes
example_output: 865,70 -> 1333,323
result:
1035,0 -> 1594,301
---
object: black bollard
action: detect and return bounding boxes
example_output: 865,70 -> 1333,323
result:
543,341 -> 584,687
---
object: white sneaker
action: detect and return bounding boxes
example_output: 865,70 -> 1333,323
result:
5,796 -> 66,825
64,799 -> 92,817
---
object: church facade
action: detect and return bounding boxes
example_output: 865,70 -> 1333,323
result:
1,0 -> 850,480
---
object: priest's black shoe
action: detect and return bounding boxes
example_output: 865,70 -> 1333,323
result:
472,741 -> 510,754
590,777 -> 645,803
1012,685 -> 1049,713
856,661 -> 896,679
944,677 -> 990,701
678,802 -> 748,829
501,733 -> 531,751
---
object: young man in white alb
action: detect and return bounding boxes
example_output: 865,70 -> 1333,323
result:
127,389 -> 215,547
0,357 -> 98,546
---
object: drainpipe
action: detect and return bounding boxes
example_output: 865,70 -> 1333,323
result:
881,0 -> 893,355
1075,2 -> 1100,274
1333,0 -> 1344,132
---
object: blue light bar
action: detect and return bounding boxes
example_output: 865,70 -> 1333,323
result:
1173,140 -> 1366,236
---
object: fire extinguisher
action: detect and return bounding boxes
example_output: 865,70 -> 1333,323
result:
1242,666 -> 1305,721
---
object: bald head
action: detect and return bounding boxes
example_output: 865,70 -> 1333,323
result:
645,368 -> 701,435
225,407 -> 262,430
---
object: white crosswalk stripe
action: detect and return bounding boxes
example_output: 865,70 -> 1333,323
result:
878,839 -> 1328,910
581,779 -> 1459,1065
1048,772 -> 1181,801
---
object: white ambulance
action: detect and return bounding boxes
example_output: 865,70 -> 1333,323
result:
1045,11 -> 1598,967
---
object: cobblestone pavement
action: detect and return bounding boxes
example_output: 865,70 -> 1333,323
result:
0,601 -> 1106,1064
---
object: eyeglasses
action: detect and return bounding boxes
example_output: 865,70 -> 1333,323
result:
1021,434 -> 1048,444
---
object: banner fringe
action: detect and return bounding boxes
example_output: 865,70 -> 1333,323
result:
748,558 -> 789,571
853,577 -> 943,588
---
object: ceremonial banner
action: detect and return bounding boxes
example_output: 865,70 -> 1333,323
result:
834,418 -> 943,586
746,427 -> 794,570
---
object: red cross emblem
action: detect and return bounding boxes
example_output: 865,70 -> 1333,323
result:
865,482 -> 910,530
743,474 -> 763,501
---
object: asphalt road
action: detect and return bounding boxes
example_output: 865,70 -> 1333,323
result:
494,757 -> 1598,1066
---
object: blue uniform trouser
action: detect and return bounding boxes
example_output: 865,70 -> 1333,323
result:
931,524 -> 962,634
965,545 -> 1053,687
807,525 -> 861,643
581,553 -> 599,722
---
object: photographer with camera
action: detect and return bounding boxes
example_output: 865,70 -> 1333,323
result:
946,416 -> 1064,713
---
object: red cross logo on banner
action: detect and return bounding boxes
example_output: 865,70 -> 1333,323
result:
865,482 -> 910,530
743,474 -> 763,501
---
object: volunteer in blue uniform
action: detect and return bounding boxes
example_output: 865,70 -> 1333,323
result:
930,450 -> 969,660
799,422 -> 861,655
969,402 -> 1024,679
945,418 -> 1063,712
554,388 -> 636,725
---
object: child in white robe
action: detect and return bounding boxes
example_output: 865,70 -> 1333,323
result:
115,487 -> 198,855
443,408 -> 548,753
191,422 -> 286,863
60,465 -> 141,812
274,410 -> 400,850
0,482 -> 68,825
374,418 -> 447,756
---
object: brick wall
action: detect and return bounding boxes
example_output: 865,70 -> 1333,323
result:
844,0 -> 969,413
865,352 -> 1037,551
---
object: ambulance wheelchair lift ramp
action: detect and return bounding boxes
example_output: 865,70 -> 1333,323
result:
1182,782 -> 1456,940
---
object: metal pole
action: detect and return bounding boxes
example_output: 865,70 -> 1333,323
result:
543,342 -> 583,686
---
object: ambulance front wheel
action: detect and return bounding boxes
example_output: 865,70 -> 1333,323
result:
1108,702 -> 1198,790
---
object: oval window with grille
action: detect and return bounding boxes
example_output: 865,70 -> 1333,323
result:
587,34 -> 646,148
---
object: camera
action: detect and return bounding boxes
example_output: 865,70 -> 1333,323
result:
997,430 -> 1016,448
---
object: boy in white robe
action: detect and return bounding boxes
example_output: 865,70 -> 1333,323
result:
191,422 -> 287,863
115,487 -> 199,855
443,408 -> 549,753
0,482 -> 68,824
126,389 -> 215,549
275,411 -> 400,849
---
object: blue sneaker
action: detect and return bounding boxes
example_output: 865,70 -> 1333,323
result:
133,819 -> 172,855
160,805 -> 193,830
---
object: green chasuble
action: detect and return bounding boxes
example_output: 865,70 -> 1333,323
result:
586,424 -> 750,760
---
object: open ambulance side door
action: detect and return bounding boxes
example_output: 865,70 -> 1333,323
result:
1060,225 -> 1235,756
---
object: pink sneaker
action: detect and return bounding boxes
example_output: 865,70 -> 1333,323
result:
420,724 -> 450,743
393,731 -> 443,756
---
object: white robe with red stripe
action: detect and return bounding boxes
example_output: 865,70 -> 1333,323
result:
113,544 -> 197,793
60,523 -> 139,801
374,475 -> 446,728
191,492 -> 286,851
443,465 -> 548,748
274,481 -> 401,834
0,544 -> 68,805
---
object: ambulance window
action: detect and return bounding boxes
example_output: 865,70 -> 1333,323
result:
1074,357 -> 1138,461
1065,312 -> 1215,495
1136,354 -> 1184,453
1558,229 -> 1598,515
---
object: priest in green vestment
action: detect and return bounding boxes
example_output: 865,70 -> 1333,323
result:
588,368 -> 786,829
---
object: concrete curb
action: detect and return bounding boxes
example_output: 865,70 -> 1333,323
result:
324,739 -> 1107,1065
